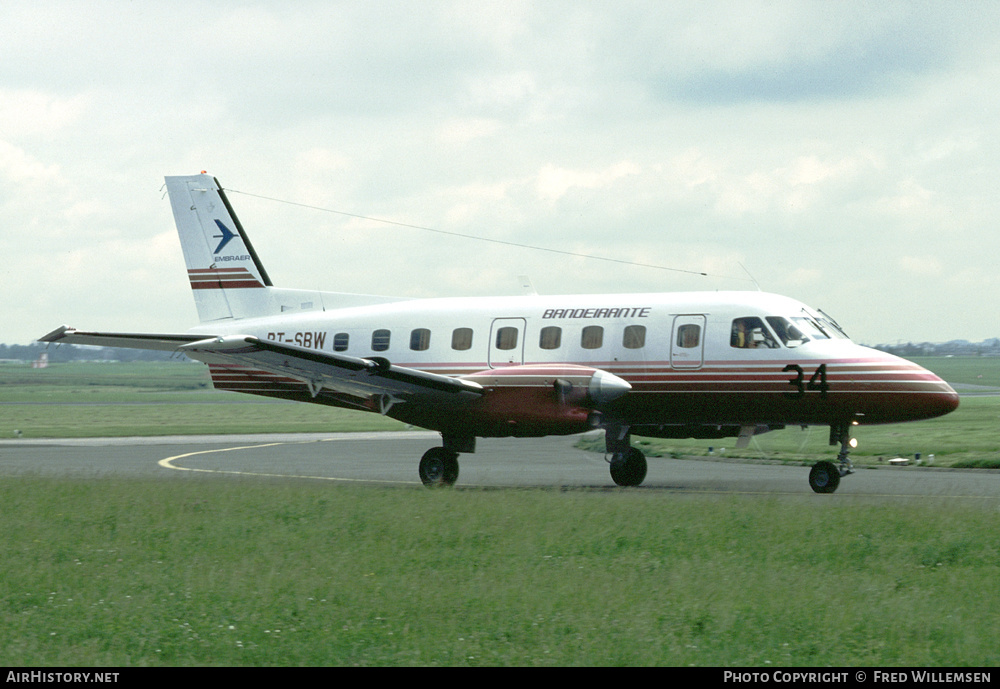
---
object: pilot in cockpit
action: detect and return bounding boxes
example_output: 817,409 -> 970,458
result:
731,317 -> 778,349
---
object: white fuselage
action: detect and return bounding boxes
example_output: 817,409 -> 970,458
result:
188,289 -> 958,437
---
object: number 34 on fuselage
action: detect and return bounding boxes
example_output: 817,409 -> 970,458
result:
40,174 -> 959,493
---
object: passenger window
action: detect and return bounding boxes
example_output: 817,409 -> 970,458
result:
623,325 -> 646,349
410,328 -> 431,351
495,327 -> 519,350
372,329 -> 391,352
730,317 -> 778,349
539,326 -> 562,350
676,324 -> 700,349
451,327 -> 473,351
333,332 -> 349,352
581,325 -> 604,349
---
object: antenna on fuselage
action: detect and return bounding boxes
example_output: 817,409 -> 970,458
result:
739,263 -> 762,291
518,275 -> 538,296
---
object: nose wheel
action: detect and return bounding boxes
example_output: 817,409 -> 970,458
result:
808,461 -> 841,493
609,447 -> 648,487
604,424 -> 647,487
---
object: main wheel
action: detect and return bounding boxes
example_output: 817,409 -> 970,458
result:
419,447 -> 460,487
610,447 -> 647,487
808,460 -> 841,494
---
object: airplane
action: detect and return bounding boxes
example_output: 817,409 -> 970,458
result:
40,173 -> 960,493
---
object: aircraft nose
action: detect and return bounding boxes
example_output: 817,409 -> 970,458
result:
885,356 -> 959,422
924,381 -> 960,417
931,378 -> 960,416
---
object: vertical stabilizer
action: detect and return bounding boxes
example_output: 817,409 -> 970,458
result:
165,174 -> 272,322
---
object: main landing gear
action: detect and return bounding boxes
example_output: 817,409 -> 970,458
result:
606,424 -> 647,487
416,428 -> 651,489
418,435 -> 475,487
809,422 -> 856,494
419,447 -> 459,487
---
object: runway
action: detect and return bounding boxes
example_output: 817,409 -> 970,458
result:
2,431 -> 999,500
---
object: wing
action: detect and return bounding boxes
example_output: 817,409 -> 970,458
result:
39,326 -> 483,411
180,335 -> 483,405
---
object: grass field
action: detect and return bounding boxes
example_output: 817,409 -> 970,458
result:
0,361 -> 407,437
1,478 -> 997,666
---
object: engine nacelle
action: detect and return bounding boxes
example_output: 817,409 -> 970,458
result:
456,364 -> 631,437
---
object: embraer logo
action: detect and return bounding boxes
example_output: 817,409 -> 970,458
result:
213,220 -> 237,254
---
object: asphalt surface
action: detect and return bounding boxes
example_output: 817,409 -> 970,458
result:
1,431 -> 999,501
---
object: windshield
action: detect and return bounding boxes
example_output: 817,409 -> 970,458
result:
816,309 -> 850,339
766,317 -> 805,345
733,310 -> 850,349
765,315 -> 837,346
730,317 -> 780,349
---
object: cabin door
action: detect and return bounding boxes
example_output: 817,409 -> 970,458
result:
488,318 -> 526,368
670,314 -> 706,369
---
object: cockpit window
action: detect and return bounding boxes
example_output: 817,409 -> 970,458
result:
816,309 -> 849,339
731,317 -> 779,349
762,311 -> 850,346
792,316 -> 830,340
765,315 -> 837,346
766,317 -> 807,346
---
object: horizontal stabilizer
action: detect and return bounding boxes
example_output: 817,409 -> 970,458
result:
38,326 -> 215,351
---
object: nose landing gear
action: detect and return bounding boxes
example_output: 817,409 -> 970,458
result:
810,421 -> 856,493
605,424 -> 647,487
808,460 -> 841,493
609,447 -> 648,487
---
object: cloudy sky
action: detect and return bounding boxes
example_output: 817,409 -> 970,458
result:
3,1 -> 999,346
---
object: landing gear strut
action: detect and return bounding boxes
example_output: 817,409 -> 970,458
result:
809,421 -> 856,494
605,424 -> 647,487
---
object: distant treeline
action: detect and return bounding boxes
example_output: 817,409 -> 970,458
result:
0,343 -> 180,363
872,338 -> 1000,358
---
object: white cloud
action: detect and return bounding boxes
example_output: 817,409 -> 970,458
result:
785,268 -> 823,287
0,89 -> 89,137
0,140 -> 63,186
878,179 -> 936,215
898,256 -> 944,277
3,2 -> 1000,345
536,161 -> 641,203
436,118 -> 504,145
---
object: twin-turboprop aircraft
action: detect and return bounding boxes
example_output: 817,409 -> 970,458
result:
41,173 -> 959,492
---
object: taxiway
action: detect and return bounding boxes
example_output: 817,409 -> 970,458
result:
1,432 -> 999,499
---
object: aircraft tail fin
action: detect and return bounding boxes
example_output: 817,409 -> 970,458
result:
164,173 -> 273,322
